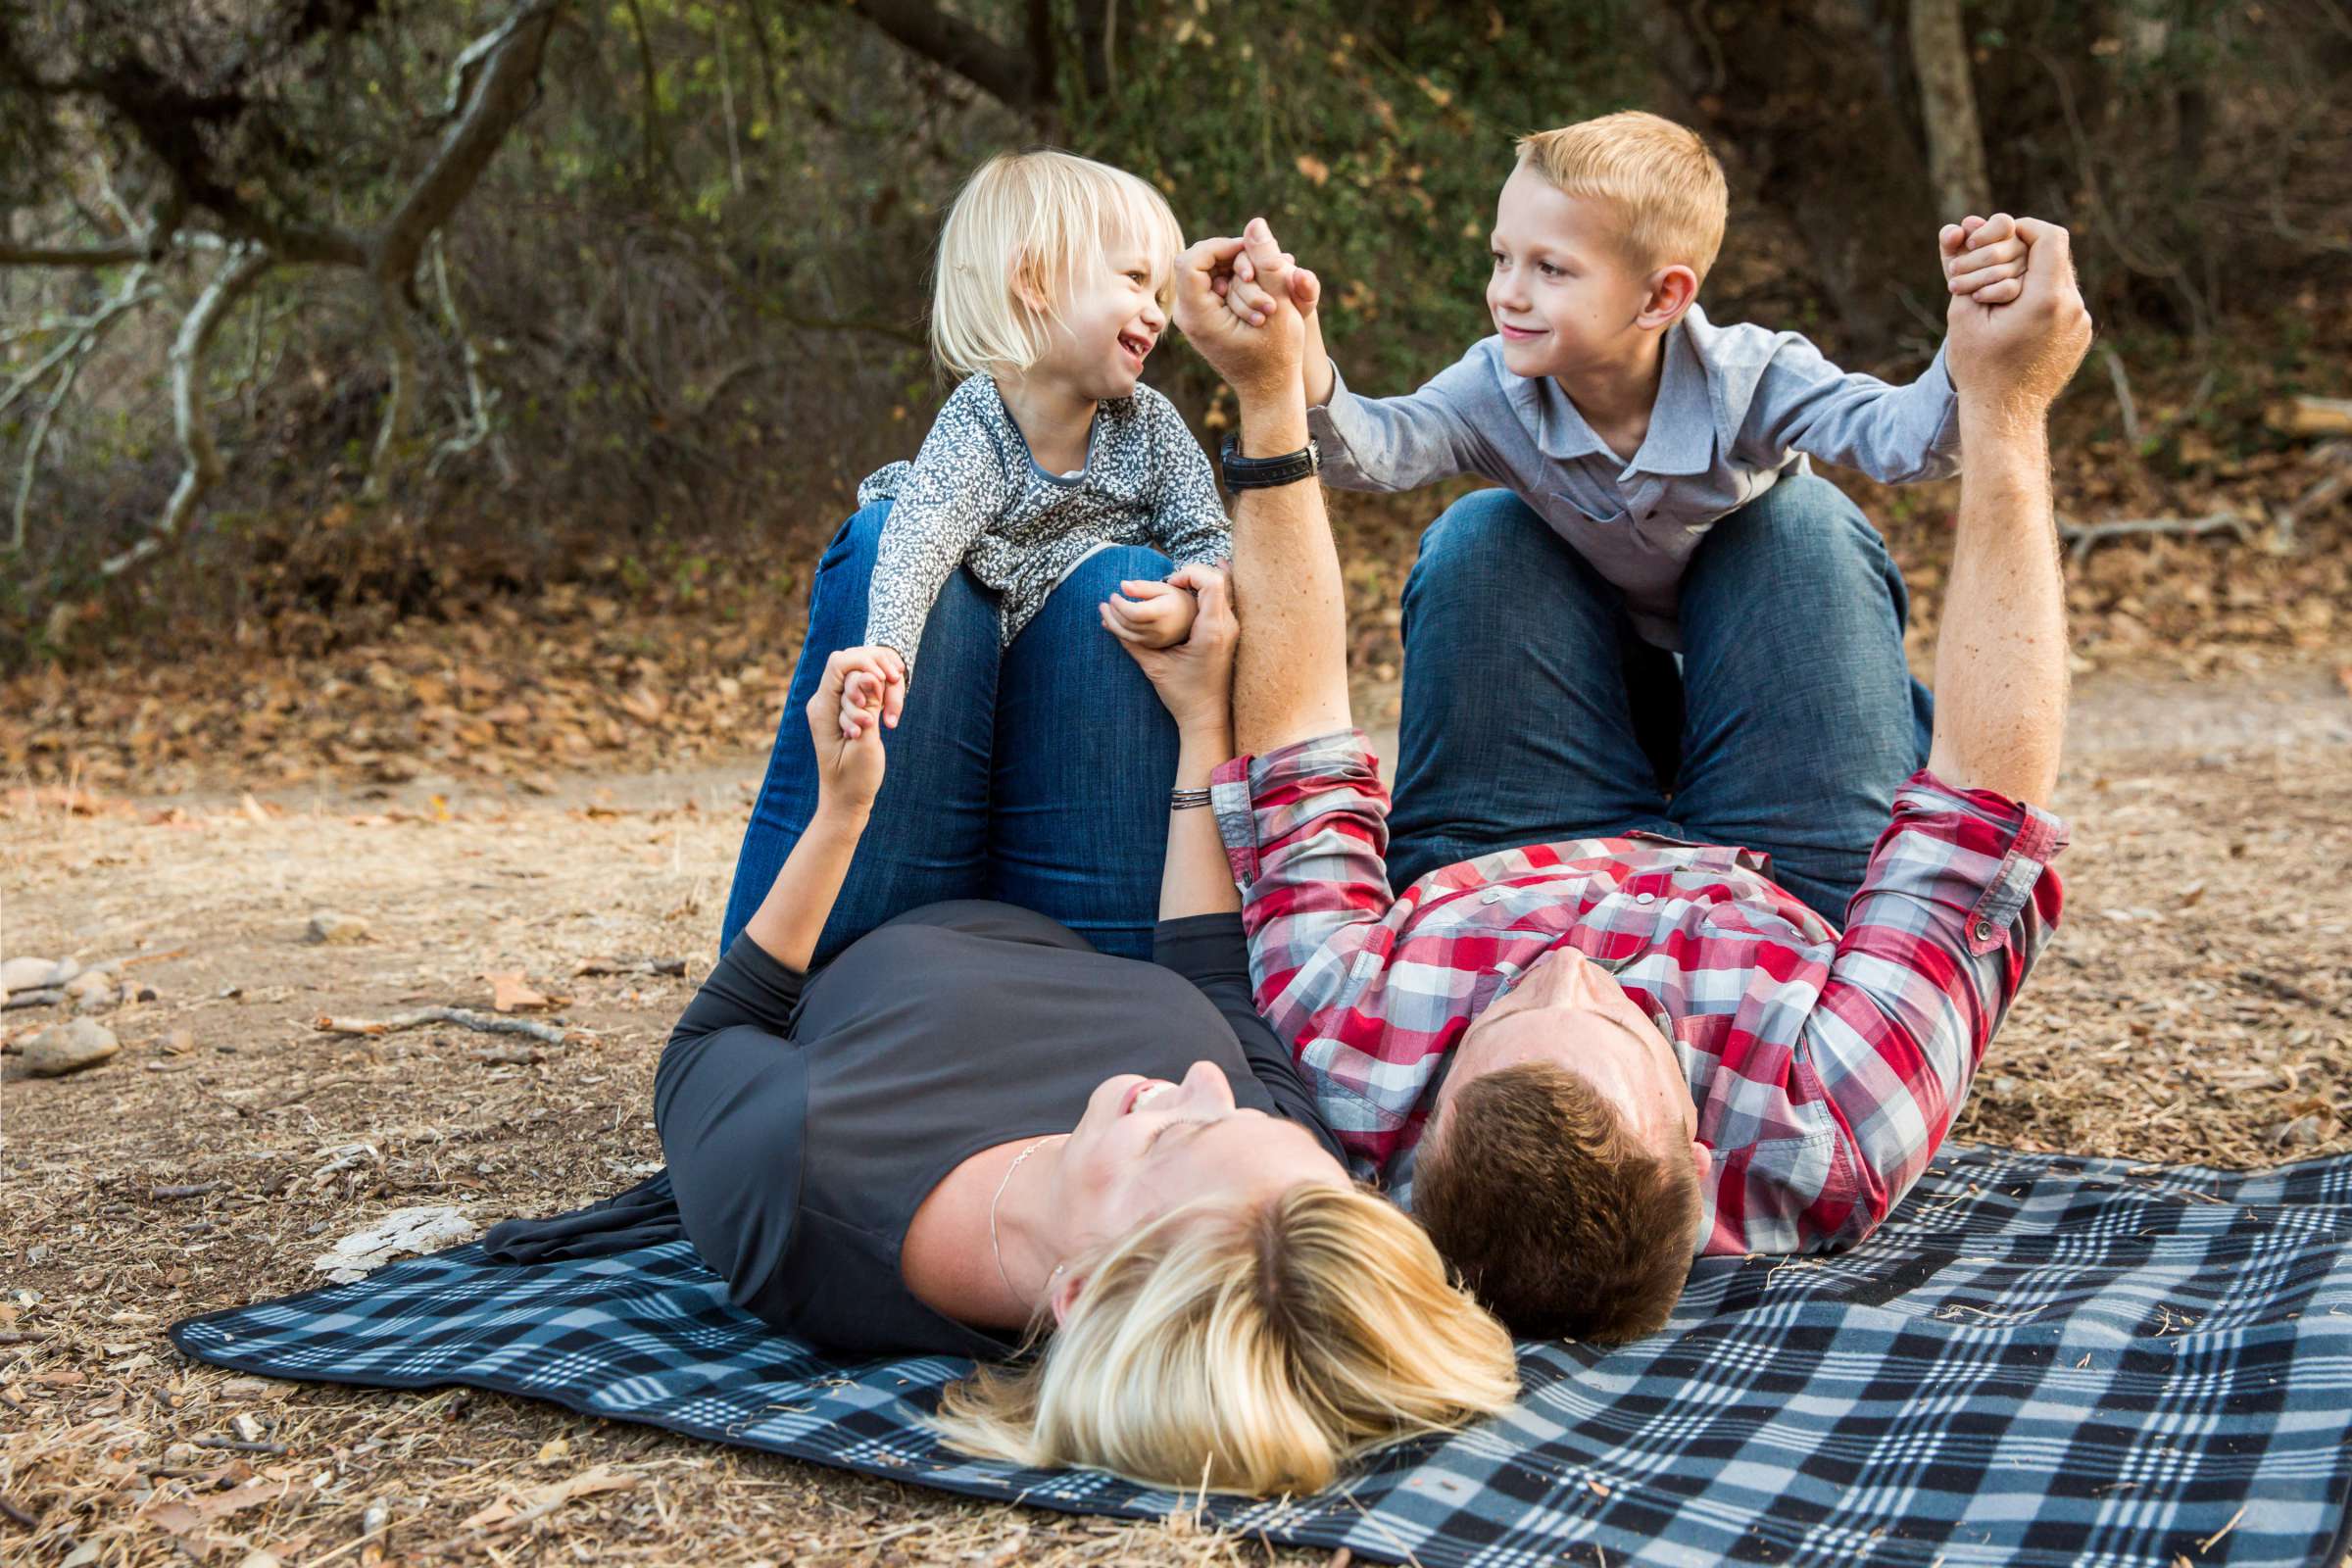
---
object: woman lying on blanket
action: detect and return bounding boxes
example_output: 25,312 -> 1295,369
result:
487,569 -> 1516,1495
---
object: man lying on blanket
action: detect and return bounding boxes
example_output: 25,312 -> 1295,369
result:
1170,218 -> 2095,1342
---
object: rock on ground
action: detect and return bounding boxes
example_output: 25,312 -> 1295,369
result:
11,1018 -> 121,1077
307,910 -> 369,944
2,956 -> 79,996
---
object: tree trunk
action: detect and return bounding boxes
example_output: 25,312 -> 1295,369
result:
1909,0 -> 1991,220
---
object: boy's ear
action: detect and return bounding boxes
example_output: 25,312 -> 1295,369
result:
1636,265 -> 1700,331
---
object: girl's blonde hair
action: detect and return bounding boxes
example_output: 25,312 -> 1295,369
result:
932,1183 -> 1521,1494
929,149 -> 1186,379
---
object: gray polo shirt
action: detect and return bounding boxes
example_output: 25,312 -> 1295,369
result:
1307,303 -> 1959,647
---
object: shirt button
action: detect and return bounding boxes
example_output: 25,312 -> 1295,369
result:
1635,892 -> 1655,906
1973,920 -> 1995,942
1480,889 -> 1506,905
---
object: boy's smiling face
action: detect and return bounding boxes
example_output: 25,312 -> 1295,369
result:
1486,165 -> 1668,382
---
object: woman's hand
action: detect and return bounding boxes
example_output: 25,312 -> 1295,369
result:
1102,564 -> 1238,735
804,646 -> 893,814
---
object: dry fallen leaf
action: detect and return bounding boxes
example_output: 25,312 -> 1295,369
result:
485,971 -> 551,1012
460,1465 -> 640,1532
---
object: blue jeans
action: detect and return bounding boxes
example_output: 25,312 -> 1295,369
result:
719,503 -> 1179,963
1385,477 -> 1931,926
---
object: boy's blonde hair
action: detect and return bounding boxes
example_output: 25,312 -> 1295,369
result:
1514,111 -> 1729,283
932,1183 -> 1521,1494
930,149 -> 1185,379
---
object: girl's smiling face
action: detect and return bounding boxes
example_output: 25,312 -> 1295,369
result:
1027,237 -> 1170,402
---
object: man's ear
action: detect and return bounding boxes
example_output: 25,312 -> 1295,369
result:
1636,265 -> 1699,331
1049,1266 -> 1088,1328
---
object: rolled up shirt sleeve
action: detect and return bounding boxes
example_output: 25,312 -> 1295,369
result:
1788,769 -> 2068,1250
1208,729 -> 1400,1049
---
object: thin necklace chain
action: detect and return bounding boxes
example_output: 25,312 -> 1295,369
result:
990,1134 -> 1067,1308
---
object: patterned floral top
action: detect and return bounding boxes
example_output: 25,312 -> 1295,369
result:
857,374 -> 1232,677
1209,728 -> 2070,1256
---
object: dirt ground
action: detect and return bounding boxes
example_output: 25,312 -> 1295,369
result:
4,657 -> 2349,1566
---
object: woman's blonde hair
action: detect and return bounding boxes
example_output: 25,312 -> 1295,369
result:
929,148 -> 1186,380
932,1183 -> 1520,1494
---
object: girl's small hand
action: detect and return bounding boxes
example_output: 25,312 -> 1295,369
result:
835,645 -> 908,736
805,647 -> 894,811
1104,564 -> 1238,733
1101,575 -> 1200,650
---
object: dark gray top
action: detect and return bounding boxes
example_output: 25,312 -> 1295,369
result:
486,900 -> 1340,1361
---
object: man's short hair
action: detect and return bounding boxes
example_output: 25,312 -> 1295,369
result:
1413,1059 -> 1702,1342
1514,111 -> 1729,284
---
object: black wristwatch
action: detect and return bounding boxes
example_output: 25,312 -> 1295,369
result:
1219,433 -> 1321,490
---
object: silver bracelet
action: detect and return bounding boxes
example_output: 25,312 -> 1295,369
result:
1170,786 -> 1212,810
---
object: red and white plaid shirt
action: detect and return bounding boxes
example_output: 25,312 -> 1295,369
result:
1208,730 -> 2068,1256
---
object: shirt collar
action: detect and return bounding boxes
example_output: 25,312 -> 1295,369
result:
1625,318 -> 1719,477
1499,353 -> 1612,463
1494,317 -> 1720,477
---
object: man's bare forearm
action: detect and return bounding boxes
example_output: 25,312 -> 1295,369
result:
1228,387 -> 1354,757
1923,404 -> 2069,808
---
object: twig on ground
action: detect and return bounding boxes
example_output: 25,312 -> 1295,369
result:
2270,440 -> 2351,551
2198,1501 -> 2248,1552
0,1496 -> 35,1529
264,1075 -> 366,1110
315,1007 -> 589,1047
151,1182 -> 220,1200
2057,512 -> 2246,564
190,1436 -> 288,1455
571,956 -> 686,977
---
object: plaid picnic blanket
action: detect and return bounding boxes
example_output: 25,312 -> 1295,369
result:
170,1147 -> 2352,1568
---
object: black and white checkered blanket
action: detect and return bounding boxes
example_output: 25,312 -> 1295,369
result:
170,1147 -> 2352,1568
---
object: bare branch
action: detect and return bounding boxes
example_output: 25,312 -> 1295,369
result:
357,1 -> 563,501
425,235 -> 514,484
99,245 -> 273,579
315,1006 -> 589,1047
372,1 -> 563,293
2057,511 -> 2247,564
844,0 -> 1048,109
364,277 -> 420,502
9,265 -> 159,550
0,239 -> 148,268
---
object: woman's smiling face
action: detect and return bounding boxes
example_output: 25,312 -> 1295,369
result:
1050,1058 -> 1348,1254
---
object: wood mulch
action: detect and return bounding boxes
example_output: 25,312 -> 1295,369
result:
2,653 -> 2348,1565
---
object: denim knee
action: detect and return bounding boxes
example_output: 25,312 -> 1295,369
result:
1061,543 -> 1177,594
1404,489 -> 1555,615
815,499 -> 896,574
1699,476 -> 1908,620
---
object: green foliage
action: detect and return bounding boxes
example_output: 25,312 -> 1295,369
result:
1062,2 -> 1628,392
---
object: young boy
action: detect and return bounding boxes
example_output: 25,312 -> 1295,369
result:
1223,111 -> 2027,650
